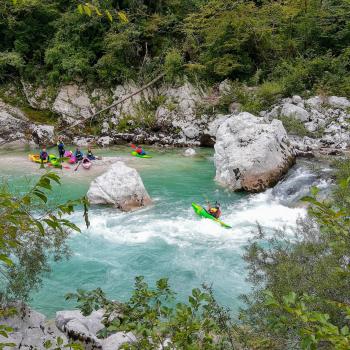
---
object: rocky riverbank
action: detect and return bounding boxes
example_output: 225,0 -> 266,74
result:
1,81 -> 350,155
0,303 -> 135,349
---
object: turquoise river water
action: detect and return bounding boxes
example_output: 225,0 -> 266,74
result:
0,146 -> 316,317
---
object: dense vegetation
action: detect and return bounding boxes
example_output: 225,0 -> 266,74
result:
1,0 -> 349,98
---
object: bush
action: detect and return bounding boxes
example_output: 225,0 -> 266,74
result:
164,48 -> 184,82
276,115 -> 312,137
0,173 -> 89,302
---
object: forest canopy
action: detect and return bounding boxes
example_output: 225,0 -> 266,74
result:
0,0 -> 349,95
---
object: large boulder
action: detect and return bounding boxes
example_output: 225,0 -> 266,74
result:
102,332 -> 136,350
53,84 -> 94,119
0,99 -> 30,148
0,303 -> 68,349
56,309 -> 104,348
31,124 -> 55,145
87,162 -> 152,211
281,103 -> 310,122
328,96 -> 350,109
214,112 -> 295,192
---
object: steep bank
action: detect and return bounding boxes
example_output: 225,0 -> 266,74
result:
1,81 -> 350,155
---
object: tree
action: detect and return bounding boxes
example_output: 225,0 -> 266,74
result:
0,172 -> 89,302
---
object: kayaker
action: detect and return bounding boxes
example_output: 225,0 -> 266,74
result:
57,137 -> 65,160
40,146 -> 48,161
74,147 -> 84,162
136,145 -> 146,155
87,146 -> 96,160
207,201 -> 221,219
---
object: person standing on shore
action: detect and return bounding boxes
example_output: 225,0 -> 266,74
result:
57,136 -> 65,161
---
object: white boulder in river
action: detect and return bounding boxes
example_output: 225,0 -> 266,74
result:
214,112 -> 295,192
87,161 -> 151,211
184,148 -> 196,156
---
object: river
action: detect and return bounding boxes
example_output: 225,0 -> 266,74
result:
0,146 -> 331,317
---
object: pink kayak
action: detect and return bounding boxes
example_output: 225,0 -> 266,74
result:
82,158 -> 92,170
68,156 -> 76,164
64,150 -> 73,158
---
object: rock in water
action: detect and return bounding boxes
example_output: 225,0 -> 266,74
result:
87,162 -> 152,211
184,148 -> 196,156
214,112 -> 295,192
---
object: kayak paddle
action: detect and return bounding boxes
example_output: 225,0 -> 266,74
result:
74,161 -> 81,172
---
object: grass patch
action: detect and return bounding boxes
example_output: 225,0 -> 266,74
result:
277,115 -> 312,137
115,95 -> 165,132
21,106 -> 58,125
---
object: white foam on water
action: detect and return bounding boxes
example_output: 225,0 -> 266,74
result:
74,188 -> 306,252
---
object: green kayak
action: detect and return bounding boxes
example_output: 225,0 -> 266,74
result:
192,202 -> 232,229
131,151 -> 152,158
48,154 -> 62,168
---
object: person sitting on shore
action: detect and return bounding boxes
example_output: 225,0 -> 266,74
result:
74,147 -> 84,162
87,146 -> 96,160
207,201 -> 221,219
40,146 -> 48,161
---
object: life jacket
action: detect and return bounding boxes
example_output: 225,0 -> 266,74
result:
75,150 -> 83,159
57,142 -> 65,151
40,151 -> 48,160
209,207 -> 221,218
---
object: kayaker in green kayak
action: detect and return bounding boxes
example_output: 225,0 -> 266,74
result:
207,201 -> 221,219
135,145 -> 147,156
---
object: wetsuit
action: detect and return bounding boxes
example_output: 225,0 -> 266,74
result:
87,150 -> 96,160
75,150 -> 84,162
57,141 -> 65,158
40,151 -> 48,161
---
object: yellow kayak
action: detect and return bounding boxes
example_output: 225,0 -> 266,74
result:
28,154 -> 48,164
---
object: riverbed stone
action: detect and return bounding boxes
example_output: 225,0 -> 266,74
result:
328,96 -> 350,109
184,148 -> 196,156
0,303 -> 68,349
0,99 -> 30,148
102,332 -> 137,350
87,162 -> 152,211
214,112 -> 295,192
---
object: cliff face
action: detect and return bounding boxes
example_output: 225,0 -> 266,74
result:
1,80 -> 350,156
11,80 -> 222,148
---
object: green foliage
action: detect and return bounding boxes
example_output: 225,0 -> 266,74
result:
277,115 -> 312,137
2,0 -> 348,94
264,292 -> 350,350
0,52 -> 24,80
241,160 -> 350,348
164,48 -> 184,82
0,172 -> 89,302
116,95 -> 166,132
68,277 -> 242,349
